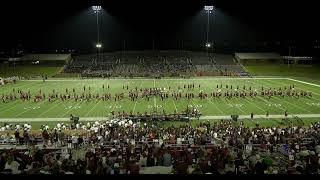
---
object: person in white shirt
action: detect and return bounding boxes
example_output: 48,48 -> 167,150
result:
4,156 -> 20,174
72,135 -> 78,148
139,154 -> 147,167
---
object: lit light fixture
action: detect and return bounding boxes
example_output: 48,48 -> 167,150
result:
204,6 -> 213,11
92,6 -> 101,13
96,43 -> 102,48
206,42 -> 211,48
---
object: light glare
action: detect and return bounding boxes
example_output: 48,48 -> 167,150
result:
204,6 -> 213,11
92,6 -> 101,12
96,43 -> 102,48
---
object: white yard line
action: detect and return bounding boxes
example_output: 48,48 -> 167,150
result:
37,101 -> 63,117
259,79 -> 315,113
58,98 -> 84,118
264,80 -> 313,113
132,80 -> 143,113
273,95 -> 313,113
242,97 -> 266,113
256,95 -> 286,111
6,77 -> 320,119
200,80 -> 225,115
153,79 -> 156,108
164,78 -> 178,112
233,96 -> 251,113
207,98 -> 224,115
84,99 -> 102,117
1,113 -> 320,122
224,96 -> 246,114
247,79 -> 290,112
12,99 -> 48,118
0,102 -> 23,113
57,81 -> 85,117
0,82 -> 53,112
1,82 -> 37,94
83,84 -> 103,117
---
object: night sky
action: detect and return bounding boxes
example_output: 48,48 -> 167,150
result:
0,0 -> 319,54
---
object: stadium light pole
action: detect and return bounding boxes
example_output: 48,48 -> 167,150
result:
123,40 -> 126,56
11,48 -> 16,74
92,5 -> 101,65
204,6 -> 213,57
288,46 -> 291,68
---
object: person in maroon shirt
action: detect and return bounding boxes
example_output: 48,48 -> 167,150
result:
42,130 -> 49,146
88,156 -> 97,174
199,159 -> 209,173
186,150 -> 193,165
14,130 -> 20,145
173,160 -> 188,174
23,130 -> 30,146
127,159 -> 140,174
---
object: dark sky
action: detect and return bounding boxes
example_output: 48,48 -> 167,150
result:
0,0 -> 319,53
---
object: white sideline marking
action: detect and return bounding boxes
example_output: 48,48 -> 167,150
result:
286,78 -> 320,97
21,77 -> 288,82
0,114 -> 320,122
287,78 -> 320,88
197,114 -> 320,120
20,77 -> 320,89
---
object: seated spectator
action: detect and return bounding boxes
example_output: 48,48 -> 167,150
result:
127,159 -> 140,174
173,161 -> 188,174
4,156 -> 20,174
163,147 -> 172,167
138,154 -> 147,168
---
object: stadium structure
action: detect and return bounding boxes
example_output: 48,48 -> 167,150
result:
0,0 -> 320,175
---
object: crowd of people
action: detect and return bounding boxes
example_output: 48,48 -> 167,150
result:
1,83 -> 312,104
0,78 -> 319,174
62,50 -> 248,78
63,51 -> 198,78
1,118 -> 320,174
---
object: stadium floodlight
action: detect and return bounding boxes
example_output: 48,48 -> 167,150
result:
92,6 -> 101,13
206,42 -> 212,48
204,6 -> 214,11
96,43 -> 102,48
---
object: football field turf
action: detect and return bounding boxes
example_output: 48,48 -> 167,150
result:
1,77 -> 320,122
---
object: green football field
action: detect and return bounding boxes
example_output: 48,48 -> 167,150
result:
1,77 -> 320,121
